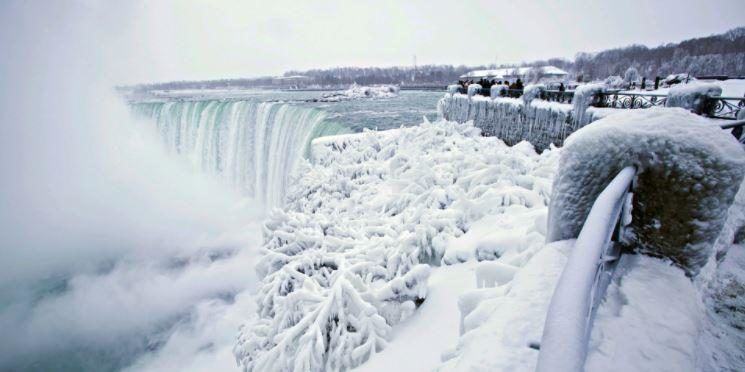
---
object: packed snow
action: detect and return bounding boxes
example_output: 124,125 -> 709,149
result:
548,108 -> 745,276
585,255 -> 704,372
665,81 -> 723,114
320,84 -> 400,102
233,118 -> 562,371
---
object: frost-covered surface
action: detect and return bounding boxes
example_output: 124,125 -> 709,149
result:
522,83 -> 546,105
572,83 -> 605,126
439,240 -> 573,372
548,108 -> 745,275
234,119 -> 561,371
585,254 -> 704,372
696,176 -> 745,371
490,84 -> 508,98
665,81 -> 722,114
320,84 -> 399,102
437,93 -> 574,150
467,83 -> 482,97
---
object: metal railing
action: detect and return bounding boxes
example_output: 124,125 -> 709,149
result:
536,166 -> 636,372
594,90 -> 668,109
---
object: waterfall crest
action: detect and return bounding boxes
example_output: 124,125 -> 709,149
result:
132,100 -> 349,208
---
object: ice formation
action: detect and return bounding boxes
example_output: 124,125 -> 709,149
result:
320,84 -> 400,102
522,83 -> 546,105
467,84 -> 482,97
547,108 -> 745,276
665,81 -> 723,114
233,119 -> 560,371
490,84 -> 508,98
437,93 -> 574,150
571,83 -> 605,126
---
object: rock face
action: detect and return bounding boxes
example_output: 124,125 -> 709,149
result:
547,108 -> 745,276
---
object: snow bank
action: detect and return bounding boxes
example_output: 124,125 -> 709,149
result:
585,254 -> 704,372
320,84 -> 399,102
234,119 -> 560,371
665,82 -> 722,114
439,240 -> 574,371
547,108 -> 745,276
437,93 -> 574,150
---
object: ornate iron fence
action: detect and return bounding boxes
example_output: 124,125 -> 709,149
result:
594,91 -> 668,109
704,96 -> 745,120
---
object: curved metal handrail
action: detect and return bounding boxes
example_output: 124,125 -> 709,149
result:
536,166 -> 636,372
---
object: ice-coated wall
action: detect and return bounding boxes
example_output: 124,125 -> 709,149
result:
437,93 -> 574,151
546,108 -> 745,276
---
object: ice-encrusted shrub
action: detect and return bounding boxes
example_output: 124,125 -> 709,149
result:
547,108 -> 745,276
665,82 -> 722,114
235,119 -> 559,371
447,84 -> 461,95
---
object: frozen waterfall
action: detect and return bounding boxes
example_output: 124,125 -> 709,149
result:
132,100 -> 349,208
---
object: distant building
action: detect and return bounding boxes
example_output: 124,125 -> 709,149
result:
460,66 -> 568,81
271,75 -> 312,88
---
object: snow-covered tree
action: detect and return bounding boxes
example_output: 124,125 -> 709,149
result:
624,66 -> 640,83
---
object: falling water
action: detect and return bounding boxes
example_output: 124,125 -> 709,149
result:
132,100 -> 350,208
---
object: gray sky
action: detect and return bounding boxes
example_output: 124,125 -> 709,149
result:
6,0 -> 745,83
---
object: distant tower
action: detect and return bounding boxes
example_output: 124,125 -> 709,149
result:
412,55 -> 417,82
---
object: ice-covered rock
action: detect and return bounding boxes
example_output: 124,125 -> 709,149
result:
547,108 -> 745,276
320,84 -> 399,102
665,82 -> 722,114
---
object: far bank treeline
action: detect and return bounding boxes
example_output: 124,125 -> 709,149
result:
128,27 -> 745,91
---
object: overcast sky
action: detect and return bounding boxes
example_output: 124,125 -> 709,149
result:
5,0 -> 745,83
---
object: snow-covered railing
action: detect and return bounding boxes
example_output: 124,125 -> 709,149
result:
536,166 -> 636,372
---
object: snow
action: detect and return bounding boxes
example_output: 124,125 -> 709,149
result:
437,93 -> 575,150
548,108 -> 745,276
354,262 -> 477,372
537,166 -> 635,372
585,254 -> 704,372
665,81 -> 722,113
439,240 -> 574,372
460,66 -> 568,79
467,83 -> 482,97
572,83 -> 605,126
234,118 -> 562,371
522,83 -> 546,105
320,84 -> 399,102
